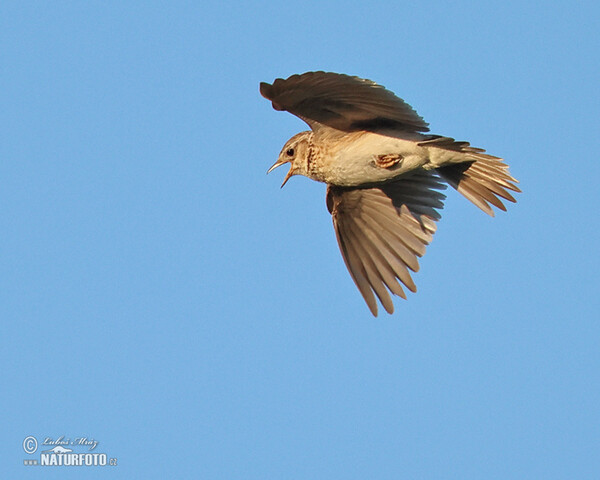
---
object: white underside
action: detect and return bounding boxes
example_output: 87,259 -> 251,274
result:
312,131 -> 464,187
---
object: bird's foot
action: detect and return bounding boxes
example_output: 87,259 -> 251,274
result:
374,153 -> 402,169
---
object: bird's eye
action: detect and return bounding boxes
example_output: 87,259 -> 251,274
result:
286,148 -> 294,157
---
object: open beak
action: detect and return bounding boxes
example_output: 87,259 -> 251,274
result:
267,160 -> 295,188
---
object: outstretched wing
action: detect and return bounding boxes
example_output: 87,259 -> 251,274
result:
260,71 -> 429,135
327,171 -> 446,316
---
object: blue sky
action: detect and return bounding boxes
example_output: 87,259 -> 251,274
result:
2,1 -> 599,478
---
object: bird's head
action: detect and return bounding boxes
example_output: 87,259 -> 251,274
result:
267,131 -> 312,187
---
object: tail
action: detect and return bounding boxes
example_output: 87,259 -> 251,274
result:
420,136 -> 521,216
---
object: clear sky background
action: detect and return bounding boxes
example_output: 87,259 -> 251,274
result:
2,1 -> 599,478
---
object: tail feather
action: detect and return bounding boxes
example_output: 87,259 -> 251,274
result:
427,139 -> 520,216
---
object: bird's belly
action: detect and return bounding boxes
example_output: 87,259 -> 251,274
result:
313,134 -> 430,187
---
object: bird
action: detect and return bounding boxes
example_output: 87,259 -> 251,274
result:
260,71 -> 520,316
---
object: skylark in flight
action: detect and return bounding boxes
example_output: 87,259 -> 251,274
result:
261,71 -> 520,316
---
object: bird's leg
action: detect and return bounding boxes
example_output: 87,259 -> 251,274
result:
374,153 -> 402,169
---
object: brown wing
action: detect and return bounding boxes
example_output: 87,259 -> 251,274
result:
260,71 -> 429,134
327,171 -> 446,316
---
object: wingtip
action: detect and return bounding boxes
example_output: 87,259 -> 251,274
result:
259,82 -> 272,99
